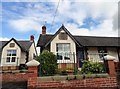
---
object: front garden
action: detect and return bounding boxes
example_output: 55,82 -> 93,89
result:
36,50 -> 107,78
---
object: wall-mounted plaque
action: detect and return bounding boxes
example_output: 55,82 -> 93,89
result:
10,43 -> 15,47
59,32 -> 68,40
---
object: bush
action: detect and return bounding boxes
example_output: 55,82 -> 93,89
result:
36,50 -> 58,76
81,60 -> 104,74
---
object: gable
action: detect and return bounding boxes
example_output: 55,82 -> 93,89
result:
3,40 -> 21,51
2,38 -> 24,51
1,40 -> 21,61
1,38 -> 33,52
44,25 -> 81,47
52,29 -> 75,43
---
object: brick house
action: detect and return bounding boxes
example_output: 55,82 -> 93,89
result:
37,25 -> 120,69
0,35 -> 37,70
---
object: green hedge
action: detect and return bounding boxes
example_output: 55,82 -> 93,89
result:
81,60 -> 105,74
37,50 -> 58,76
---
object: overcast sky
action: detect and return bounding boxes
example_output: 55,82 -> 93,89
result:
0,0 -> 119,42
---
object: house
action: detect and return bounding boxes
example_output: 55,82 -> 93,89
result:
0,35 -> 37,70
37,25 -> 120,69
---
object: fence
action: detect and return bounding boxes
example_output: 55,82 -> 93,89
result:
0,59 -> 119,89
38,52 -> 109,76
38,52 -> 76,76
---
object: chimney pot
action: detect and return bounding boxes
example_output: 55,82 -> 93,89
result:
42,25 -> 46,35
30,35 -> 34,41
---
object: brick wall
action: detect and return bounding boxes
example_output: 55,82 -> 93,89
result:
36,77 -> 118,89
0,70 -> 35,82
0,66 -> 19,71
1,73 -> 118,89
0,73 -> 28,82
0,60 -> 119,89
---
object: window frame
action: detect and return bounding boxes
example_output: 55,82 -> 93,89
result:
56,43 -> 71,60
6,50 -> 17,64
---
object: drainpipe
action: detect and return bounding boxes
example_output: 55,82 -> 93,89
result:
117,47 -> 120,61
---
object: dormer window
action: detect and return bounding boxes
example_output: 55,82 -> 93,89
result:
59,32 -> 68,40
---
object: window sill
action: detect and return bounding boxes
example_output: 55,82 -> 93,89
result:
57,60 -> 76,63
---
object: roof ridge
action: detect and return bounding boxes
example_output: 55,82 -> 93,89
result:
18,40 -> 30,41
73,35 -> 118,38
40,33 -> 118,38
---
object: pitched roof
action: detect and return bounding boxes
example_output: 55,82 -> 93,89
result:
37,25 -> 119,47
37,25 -> 81,47
37,34 -> 53,47
0,38 -> 33,52
74,36 -> 119,47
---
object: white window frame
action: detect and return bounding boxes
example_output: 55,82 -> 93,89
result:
6,50 -> 17,64
56,43 -> 73,63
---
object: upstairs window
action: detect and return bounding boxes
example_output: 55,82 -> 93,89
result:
56,43 -> 70,60
6,50 -> 17,63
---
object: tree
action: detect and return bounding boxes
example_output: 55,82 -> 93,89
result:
37,50 -> 58,76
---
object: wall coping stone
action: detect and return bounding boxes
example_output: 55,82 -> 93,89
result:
104,55 -> 116,60
26,60 -> 40,66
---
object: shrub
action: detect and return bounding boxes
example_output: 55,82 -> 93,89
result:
36,50 -> 58,76
81,60 -> 104,74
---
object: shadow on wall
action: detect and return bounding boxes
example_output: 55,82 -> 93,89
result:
2,81 -> 27,89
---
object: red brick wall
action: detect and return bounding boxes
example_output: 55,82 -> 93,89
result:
1,73 -> 118,89
0,73 -> 28,82
0,70 -> 35,82
36,77 -> 118,88
1,62 -> 119,89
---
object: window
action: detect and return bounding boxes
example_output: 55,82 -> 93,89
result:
56,43 -> 70,60
98,48 -> 107,60
6,50 -> 17,63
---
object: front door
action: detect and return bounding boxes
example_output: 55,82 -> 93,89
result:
78,51 -> 84,68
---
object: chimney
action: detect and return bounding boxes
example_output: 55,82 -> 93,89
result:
30,35 -> 34,41
42,25 -> 46,35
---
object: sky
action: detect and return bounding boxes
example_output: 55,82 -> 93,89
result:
0,0 -> 119,47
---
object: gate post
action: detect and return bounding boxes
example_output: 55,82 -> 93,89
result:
26,60 -> 40,89
73,52 -> 77,75
104,55 -> 116,77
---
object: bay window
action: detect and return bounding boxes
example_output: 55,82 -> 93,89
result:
56,43 -> 70,60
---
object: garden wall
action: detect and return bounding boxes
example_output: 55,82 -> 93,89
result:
28,77 -> 118,89
1,73 -> 28,82
0,73 -> 118,89
0,59 -> 119,89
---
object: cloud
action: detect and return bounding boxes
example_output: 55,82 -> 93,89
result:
2,0 -> 119,2
9,19 -> 42,33
65,19 -> 118,37
112,12 -> 118,31
2,1 -> 119,37
0,37 -> 9,41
